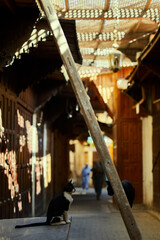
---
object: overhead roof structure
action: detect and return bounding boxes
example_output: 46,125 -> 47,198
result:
52,0 -> 160,69
0,0 -> 160,71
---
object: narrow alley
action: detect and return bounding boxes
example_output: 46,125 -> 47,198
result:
69,188 -> 160,240
1,2 -> 160,239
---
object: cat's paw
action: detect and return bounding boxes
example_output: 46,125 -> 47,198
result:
66,219 -> 71,224
51,221 -> 66,226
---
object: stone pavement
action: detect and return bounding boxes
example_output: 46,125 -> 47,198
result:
0,217 -> 70,240
69,188 -> 160,240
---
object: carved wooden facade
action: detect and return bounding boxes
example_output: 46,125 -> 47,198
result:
0,1 -> 83,219
0,84 -> 70,219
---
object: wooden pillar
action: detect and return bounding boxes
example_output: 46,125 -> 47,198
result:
36,1 -> 142,239
32,113 -> 37,217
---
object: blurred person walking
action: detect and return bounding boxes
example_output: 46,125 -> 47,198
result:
92,161 -> 104,200
81,163 -> 91,189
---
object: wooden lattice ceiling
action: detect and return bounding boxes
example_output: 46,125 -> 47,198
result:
50,0 -> 160,69
0,0 -> 160,71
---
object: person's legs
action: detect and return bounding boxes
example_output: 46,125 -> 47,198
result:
82,176 -> 85,189
85,175 -> 90,189
95,177 -> 103,200
93,178 -> 100,199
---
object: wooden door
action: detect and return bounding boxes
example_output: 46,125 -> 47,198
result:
153,111 -> 160,209
119,119 -> 142,203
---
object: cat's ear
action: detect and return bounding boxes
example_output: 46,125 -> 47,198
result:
69,179 -> 73,184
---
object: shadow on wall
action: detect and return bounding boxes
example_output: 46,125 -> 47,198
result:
0,105 -> 53,219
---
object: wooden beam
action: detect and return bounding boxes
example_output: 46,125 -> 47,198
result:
37,1 -> 142,239
145,0 -> 152,10
104,0 -> 110,11
65,0 -> 69,11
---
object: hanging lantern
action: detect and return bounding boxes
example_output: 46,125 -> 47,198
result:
108,49 -> 123,73
108,0 -> 123,73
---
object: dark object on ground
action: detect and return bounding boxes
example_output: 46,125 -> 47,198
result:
106,180 -> 135,207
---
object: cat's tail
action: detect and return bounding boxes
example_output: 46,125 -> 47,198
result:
15,221 -> 47,228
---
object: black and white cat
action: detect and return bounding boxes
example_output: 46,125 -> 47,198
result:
15,179 -> 76,228
106,180 -> 135,208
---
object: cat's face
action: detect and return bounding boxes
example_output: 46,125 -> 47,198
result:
63,179 -> 76,193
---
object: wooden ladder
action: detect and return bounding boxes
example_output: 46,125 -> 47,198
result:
36,1 -> 142,239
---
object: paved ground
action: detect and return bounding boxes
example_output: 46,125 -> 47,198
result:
69,188 -> 160,240
0,217 -> 70,240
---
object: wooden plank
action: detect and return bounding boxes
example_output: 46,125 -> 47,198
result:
37,1 -> 142,239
